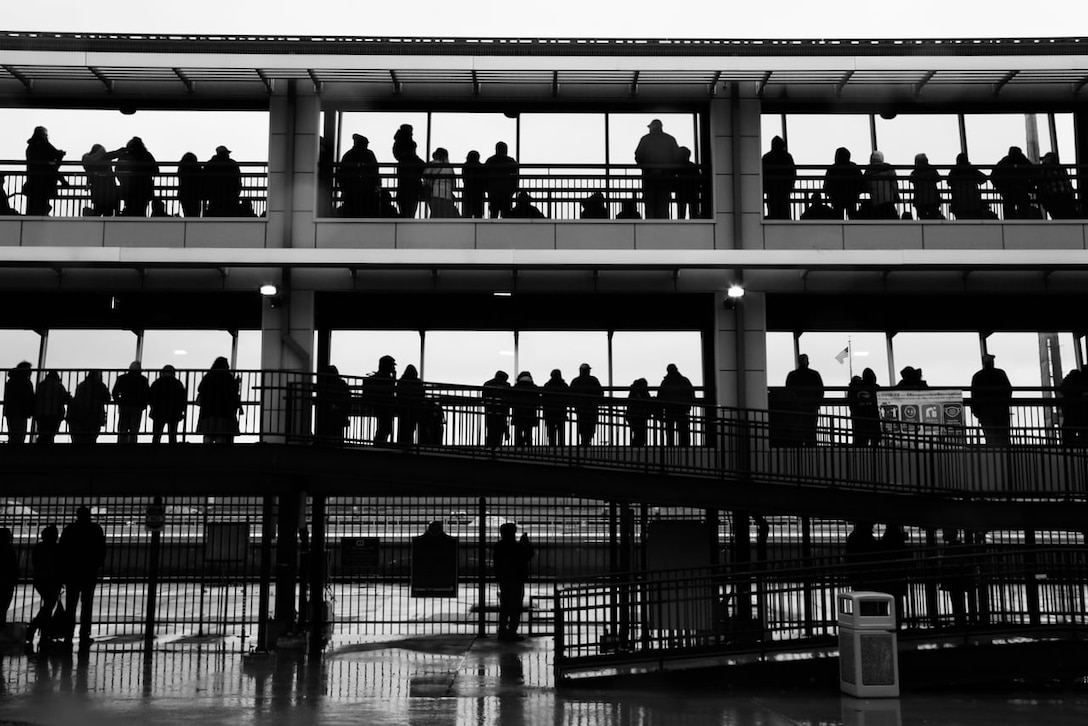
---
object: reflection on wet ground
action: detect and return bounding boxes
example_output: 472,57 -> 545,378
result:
2,636 -> 1088,726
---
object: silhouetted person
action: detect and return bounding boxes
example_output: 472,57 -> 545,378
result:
5,361 -> 34,445
939,528 -> 971,628
845,521 -> 879,591
570,363 -> 604,446
657,363 -> 695,446
1037,152 -> 1077,220
150,199 -> 170,217
674,146 -> 701,219
541,368 -> 569,447
461,150 -> 486,218
969,354 -> 1013,446
422,147 -> 458,218
762,135 -> 797,220
393,124 -> 425,218
32,370 -> 70,444
510,371 -> 540,447
991,146 -> 1037,220
116,136 -> 158,217
616,199 -> 642,220
635,119 -> 681,219
865,150 -> 900,220
0,527 -> 15,629
395,363 -> 425,445
909,153 -> 944,220
579,191 -> 608,219
25,525 -> 61,652
509,191 -> 546,219
177,151 -> 204,218
877,524 -> 910,629
483,370 -> 512,448
337,133 -> 380,218
25,126 -> 66,216
0,174 -> 17,216
947,153 -> 995,220
1059,368 -> 1087,448
378,189 -> 399,218
197,356 -> 241,444
368,355 -> 397,444
60,506 -> 106,651
823,146 -> 863,219
112,360 -> 149,444
67,371 -> 111,444
785,354 -> 824,446
493,522 -> 533,641
799,192 -> 838,220
847,367 -> 881,447
204,145 -> 242,217
81,144 -> 121,216
625,377 -> 654,447
484,142 -> 519,218
315,364 -> 352,446
148,364 -> 187,445
895,366 -> 928,390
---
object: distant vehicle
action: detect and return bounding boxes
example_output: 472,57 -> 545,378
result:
448,510 -> 472,525
0,499 -> 38,518
466,514 -> 511,533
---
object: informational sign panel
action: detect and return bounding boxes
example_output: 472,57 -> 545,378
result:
205,523 -> 250,562
145,503 -> 165,532
340,537 -> 380,575
877,389 -> 964,445
645,520 -> 714,632
410,532 -> 459,598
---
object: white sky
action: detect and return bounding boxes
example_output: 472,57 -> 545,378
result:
1,1 -> 1080,38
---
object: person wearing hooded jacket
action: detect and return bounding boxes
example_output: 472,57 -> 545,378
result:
909,153 -> 944,220
864,151 -> 900,220
67,371 -> 111,444
990,146 -> 1037,220
393,124 -> 425,219
823,146 -> 864,219
395,364 -> 425,445
113,360 -> 150,444
5,361 -> 35,445
148,365 -> 187,445
25,126 -> 66,216
510,371 -> 541,446
847,368 -> 882,447
762,135 -> 797,220
116,136 -> 159,217
947,153 -> 994,220
541,369 -> 569,447
33,371 -> 70,444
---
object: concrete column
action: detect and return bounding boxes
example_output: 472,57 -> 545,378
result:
734,85 -> 765,250
713,290 -> 768,411
709,95 -> 735,249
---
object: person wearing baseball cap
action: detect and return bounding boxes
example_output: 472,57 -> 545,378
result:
634,118 -> 681,219
570,363 -> 604,445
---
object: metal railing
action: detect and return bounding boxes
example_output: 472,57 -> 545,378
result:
325,163 -> 710,221
554,545 -> 1088,680
1,369 -> 1087,499
0,161 -> 268,218
769,163 -> 1085,222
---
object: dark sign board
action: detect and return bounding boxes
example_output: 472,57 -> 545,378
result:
410,533 -> 459,598
340,537 -> 380,574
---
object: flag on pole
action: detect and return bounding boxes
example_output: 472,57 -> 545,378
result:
834,346 -> 850,365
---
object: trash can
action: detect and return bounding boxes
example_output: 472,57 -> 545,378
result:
838,591 -> 899,698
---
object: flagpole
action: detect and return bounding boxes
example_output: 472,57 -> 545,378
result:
848,337 -> 853,378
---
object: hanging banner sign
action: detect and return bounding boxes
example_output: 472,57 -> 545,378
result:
877,389 -> 965,445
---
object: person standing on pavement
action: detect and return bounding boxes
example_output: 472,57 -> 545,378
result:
493,522 -> 534,641
60,506 -> 106,652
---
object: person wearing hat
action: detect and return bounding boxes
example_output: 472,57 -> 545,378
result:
634,118 -> 681,219
510,371 -> 540,446
337,133 -> 380,217
541,369 -> 570,446
368,355 -> 398,444
4,361 -> 35,445
895,366 -> 928,390
204,144 -> 242,217
970,353 -> 1013,445
570,363 -> 604,446
112,360 -> 150,444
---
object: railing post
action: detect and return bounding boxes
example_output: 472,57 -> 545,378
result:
308,494 -> 326,658
477,496 -> 488,638
1025,529 -> 1041,627
255,494 -> 275,653
143,497 -> 162,652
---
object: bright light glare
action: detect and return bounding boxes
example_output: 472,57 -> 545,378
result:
727,284 -> 746,299
259,284 -> 278,296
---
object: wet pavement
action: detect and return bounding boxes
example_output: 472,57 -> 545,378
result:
2,635 -> 1088,725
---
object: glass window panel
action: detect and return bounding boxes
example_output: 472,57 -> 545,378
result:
517,331 -> 609,389
235,330 -> 263,371
611,331 -> 702,396
44,329 -> 138,371
520,114 -> 604,164
985,333 -> 1052,389
424,331 -> 514,388
890,332 -> 981,389
766,331 -> 796,388
0,330 -> 41,369
793,332 -> 891,394
141,330 -> 237,374
0,109 -> 269,163
963,114 -> 1029,166
428,112 -> 518,168
1057,332 -> 1085,373
330,331 -> 423,380
874,114 -> 962,166
779,114 -> 871,166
